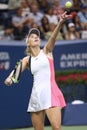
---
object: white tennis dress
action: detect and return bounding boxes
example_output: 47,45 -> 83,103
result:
27,50 -> 66,112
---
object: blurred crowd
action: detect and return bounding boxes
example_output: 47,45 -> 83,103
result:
0,0 -> 87,41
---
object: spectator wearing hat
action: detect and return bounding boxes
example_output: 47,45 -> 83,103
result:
65,22 -> 80,40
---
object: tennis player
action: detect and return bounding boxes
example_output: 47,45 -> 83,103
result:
4,12 -> 70,130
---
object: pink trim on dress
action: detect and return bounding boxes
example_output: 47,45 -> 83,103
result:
48,58 -> 66,108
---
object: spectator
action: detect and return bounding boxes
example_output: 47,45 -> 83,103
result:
12,7 -> 33,40
45,23 -> 64,40
20,0 -> 30,17
37,0 -> 48,13
8,0 -> 22,19
81,22 -> 87,39
45,6 -> 58,25
77,4 -> 87,28
41,15 -> 50,33
29,2 -> 43,27
65,22 -> 80,40
73,15 -> 83,34
53,0 -> 60,15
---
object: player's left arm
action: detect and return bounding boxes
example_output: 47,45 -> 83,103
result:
43,11 -> 69,53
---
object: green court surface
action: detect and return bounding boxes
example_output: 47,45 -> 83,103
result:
11,125 -> 87,130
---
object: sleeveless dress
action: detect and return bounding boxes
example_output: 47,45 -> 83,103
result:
27,50 -> 66,112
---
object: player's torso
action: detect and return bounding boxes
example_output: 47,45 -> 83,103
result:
31,50 -> 49,73
30,50 -> 52,87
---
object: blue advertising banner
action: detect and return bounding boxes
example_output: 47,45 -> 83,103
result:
0,39 -> 87,128
54,41 -> 87,70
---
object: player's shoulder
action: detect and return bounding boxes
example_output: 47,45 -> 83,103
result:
22,56 -> 30,63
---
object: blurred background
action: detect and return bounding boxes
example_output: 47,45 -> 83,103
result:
0,0 -> 87,129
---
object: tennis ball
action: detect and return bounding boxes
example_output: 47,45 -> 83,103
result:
65,1 -> 72,8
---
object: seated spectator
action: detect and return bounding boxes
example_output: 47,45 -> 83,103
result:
77,4 -> 87,28
81,23 -> 87,39
28,2 -> 43,27
65,22 -> 80,40
53,0 -> 60,15
0,21 -> 14,40
41,15 -> 50,33
12,7 -> 33,40
73,15 -> 83,35
45,6 -> 58,25
37,0 -> 48,13
8,0 -> 22,19
45,23 -> 64,40
20,0 -> 30,17
1,12 -> 14,40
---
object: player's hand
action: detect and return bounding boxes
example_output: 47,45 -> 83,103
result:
59,11 -> 72,23
4,77 -> 13,86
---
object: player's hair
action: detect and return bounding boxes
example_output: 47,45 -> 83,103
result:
25,35 -> 31,56
25,45 -> 31,56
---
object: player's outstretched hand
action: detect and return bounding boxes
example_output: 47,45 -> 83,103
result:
59,11 -> 72,23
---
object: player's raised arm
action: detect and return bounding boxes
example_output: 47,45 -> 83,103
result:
43,11 -> 70,53
4,56 -> 29,86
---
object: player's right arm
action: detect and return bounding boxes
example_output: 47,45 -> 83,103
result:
4,56 -> 30,86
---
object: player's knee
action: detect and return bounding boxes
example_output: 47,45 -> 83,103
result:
51,122 -> 61,130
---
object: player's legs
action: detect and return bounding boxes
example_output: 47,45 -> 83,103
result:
31,110 -> 45,130
45,107 -> 61,130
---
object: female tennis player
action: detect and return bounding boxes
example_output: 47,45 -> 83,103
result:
4,12 -> 70,130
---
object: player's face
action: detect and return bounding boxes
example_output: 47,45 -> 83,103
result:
27,34 -> 40,47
